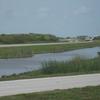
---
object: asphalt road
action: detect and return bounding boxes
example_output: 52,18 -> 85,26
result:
0,42 -> 91,47
0,73 -> 100,97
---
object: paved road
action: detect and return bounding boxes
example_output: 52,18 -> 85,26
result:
0,73 -> 100,97
0,42 -> 91,47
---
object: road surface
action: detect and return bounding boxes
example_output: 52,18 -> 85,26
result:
0,42 -> 91,47
0,73 -> 100,97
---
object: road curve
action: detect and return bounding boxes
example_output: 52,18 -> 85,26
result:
0,42 -> 90,47
0,73 -> 100,97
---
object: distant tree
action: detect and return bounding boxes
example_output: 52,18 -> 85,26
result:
66,37 -> 71,39
77,36 -> 88,40
94,36 -> 100,40
0,33 -> 58,44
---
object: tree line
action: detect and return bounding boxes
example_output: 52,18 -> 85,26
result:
0,33 -> 59,44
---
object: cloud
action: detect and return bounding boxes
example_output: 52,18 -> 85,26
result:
73,6 -> 90,15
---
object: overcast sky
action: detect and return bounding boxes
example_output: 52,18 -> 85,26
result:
0,0 -> 100,37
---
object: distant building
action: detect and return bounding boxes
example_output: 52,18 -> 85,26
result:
59,38 -> 79,43
85,37 -> 94,41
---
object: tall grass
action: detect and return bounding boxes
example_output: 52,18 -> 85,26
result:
41,56 -> 100,74
0,46 -> 33,59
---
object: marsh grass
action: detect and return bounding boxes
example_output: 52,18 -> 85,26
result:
0,46 -> 33,58
41,56 -> 100,74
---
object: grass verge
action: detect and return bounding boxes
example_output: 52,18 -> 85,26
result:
0,86 -> 100,100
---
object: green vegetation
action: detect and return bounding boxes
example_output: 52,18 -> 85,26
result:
0,41 -> 100,59
1,56 -> 100,81
0,47 -> 33,59
0,33 -> 58,44
94,36 -> 100,40
41,57 -> 100,74
31,41 -> 100,54
0,86 -> 100,100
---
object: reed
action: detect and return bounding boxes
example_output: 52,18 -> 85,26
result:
41,56 -> 100,74
0,46 -> 33,59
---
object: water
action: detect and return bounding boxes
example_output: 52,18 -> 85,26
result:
0,47 -> 100,76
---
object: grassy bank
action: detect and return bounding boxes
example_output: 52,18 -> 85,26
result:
0,46 -> 33,59
0,41 -> 100,58
1,56 -> 100,81
31,41 -> 100,53
0,86 -> 100,100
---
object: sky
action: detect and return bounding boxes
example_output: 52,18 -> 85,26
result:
0,0 -> 100,37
